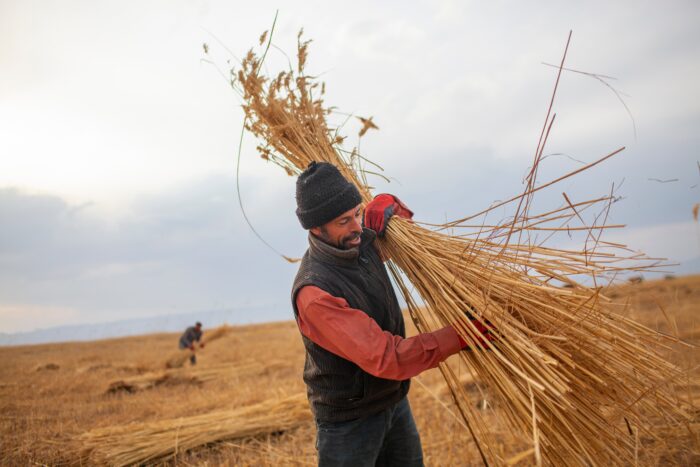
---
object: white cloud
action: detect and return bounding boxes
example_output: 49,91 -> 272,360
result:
2,1 -> 698,204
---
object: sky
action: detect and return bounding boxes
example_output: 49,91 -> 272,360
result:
1,0 -> 699,334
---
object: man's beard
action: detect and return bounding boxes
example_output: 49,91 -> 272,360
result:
341,231 -> 362,249
319,227 -> 362,250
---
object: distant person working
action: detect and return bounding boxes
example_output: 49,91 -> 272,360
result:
178,321 -> 205,365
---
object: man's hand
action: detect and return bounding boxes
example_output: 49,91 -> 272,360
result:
455,316 -> 498,351
363,194 -> 414,236
199,342 -> 206,349
189,344 -> 195,351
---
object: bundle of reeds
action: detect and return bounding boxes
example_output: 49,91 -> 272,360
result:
106,369 -> 199,394
165,325 -> 232,369
107,360 -> 289,394
164,353 -> 192,369
35,363 -> 59,371
78,393 -> 311,465
230,30 -> 691,465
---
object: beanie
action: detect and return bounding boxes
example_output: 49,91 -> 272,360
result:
295,161 -> 362,229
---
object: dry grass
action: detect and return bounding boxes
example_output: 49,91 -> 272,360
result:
0,322 -> 306,465
106,360 -> 288,394
0,277 -> 697,465
77,393 -> 312,465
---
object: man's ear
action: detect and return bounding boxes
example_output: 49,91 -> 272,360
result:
310,226 -> 321,237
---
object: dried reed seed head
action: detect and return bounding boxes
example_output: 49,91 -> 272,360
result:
244,49 -> 255,65
357,116 -> 379,137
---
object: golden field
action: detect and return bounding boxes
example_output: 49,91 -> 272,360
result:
1,275 -> 698,466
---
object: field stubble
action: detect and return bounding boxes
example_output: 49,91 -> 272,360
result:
0,275 -> 698,465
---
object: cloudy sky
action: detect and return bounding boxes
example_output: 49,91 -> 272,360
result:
1,0 -> 699,334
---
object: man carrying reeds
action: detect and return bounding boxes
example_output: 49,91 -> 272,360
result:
178,321 -> 205,365
292,162 -> 485,467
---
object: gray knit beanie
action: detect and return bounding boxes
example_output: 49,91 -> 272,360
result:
295,161 -> 362,229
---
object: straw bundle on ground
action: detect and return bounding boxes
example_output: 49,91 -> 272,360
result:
35,362 -> 60,371
78,393 -> 311,465
107,360 -> 289,394
229,30 -> 691,466
165,325 -> 232,369
106,369 -> 199,394
164,352 -> 192,369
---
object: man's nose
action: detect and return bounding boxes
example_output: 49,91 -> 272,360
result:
351,216 -> 363,231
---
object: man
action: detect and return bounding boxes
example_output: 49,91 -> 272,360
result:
292,162 -> 490,467
178,321 -> 205,365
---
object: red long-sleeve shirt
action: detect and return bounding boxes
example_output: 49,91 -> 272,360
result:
295,285 -> 462,381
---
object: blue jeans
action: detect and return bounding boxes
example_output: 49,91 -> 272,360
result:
315,397 -> 424,467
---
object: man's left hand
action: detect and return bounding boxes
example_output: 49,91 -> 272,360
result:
364,194 -> 414,236
455,317 -> 499,351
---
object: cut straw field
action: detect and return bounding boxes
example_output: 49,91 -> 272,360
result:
0,275 -> 698,465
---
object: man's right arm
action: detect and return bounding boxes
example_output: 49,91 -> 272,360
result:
296,285 -> 462,381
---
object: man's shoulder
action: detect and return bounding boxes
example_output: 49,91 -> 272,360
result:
292,251 -> 339,298
294,249 -> 324,280
294,267 -> 324,293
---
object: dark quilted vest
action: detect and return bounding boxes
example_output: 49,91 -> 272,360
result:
291,228 -> 410,422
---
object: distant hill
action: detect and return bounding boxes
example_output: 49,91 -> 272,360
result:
3,261 -> 699,347
0,305 -> 287,346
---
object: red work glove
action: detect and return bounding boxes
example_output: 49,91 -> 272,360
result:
455,317 -> 498,351
363,194 -> 414,236
199,342 -> 206,349
189,344 -> 195,351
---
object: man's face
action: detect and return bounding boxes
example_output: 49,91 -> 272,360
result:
310,204 -> 363,250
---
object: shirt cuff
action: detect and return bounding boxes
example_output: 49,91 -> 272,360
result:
433,325 -> 463,358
